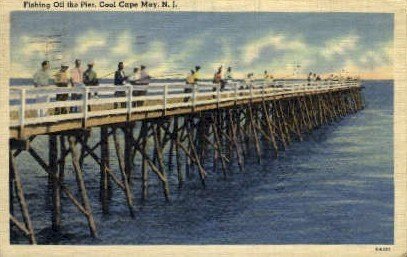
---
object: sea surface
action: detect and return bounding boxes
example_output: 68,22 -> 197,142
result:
10,80 -> 393,244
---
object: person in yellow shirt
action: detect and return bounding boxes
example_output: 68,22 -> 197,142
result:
184,70 -> 195,102
194,65 -> 201,83
264,70 -> 275,88
186,70 -> 195,84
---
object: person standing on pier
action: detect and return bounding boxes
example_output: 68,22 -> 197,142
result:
70,59 -> 83,113
139,65 -> 151,85
194,66 -> 201,83
83,61 -> 99,111
128,67 -> 140,85
33,60 -> 51,117
186,70 -> 195,85
54,63 -> 70,115
129,67 -> 145,107
244,73 -> 254,88
307,72 -> 312,85
264,70 -> 274,87
213,66 -> 225,93
114,62 -> 128,108
225,67 -> 233,82
184,69 -> 195,102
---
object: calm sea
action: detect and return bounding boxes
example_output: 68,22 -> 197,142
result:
10,80 -> 393,244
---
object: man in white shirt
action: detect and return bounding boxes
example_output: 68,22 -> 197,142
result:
128,67 -> 140,84
70,59 -> 83,112
33,60 -> 51,117
128,67 -> 146,107
139,65 -> 151,85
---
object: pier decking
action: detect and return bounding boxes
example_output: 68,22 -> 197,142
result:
8,80 -> 364,244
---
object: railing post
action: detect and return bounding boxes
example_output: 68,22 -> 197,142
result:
192,83 -> 197,111
19,89 -> 26,138
83,87 -> 89,128
250,83 -> 253,100
127,85 -> 132,120
262,83 -> 265,99
163,84 -> 168,115
234,82 -> 238,103
216,84 -> 221,106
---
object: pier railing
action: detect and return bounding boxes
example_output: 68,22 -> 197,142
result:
9,80 -> 360,128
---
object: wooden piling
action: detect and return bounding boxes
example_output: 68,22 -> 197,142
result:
262,101 -> 279,157
113,129 -> 135,217
68,136 -> 97,237
247,104 -> 262,163
152,123 -> 171,202
139,121 -> 149,201
227,108 -> 245,171
9,152 -> 36,244
124,125 -> 134,184
49,135 -> 61,231
173,117 -> 184,188
100,126 -> 110,214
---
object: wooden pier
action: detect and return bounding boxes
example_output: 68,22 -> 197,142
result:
8,80 -> 364,243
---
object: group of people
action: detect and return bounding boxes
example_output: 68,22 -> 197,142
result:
186,66 -> 274,89
32,59 -> 357,117
113,62 -> 151,108
32,59 -> 152,115
307,72 -> 322,82
182,66 -> 275,102
307,72 -> 360,83
33,59 -> 99,115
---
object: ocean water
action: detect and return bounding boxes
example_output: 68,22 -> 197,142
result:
10,80 -> 393,245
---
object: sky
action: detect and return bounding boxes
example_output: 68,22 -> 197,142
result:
10,12 -> 393,79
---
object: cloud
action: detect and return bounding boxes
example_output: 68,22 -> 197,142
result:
19,35 -> 49,57
319,39 -> 393,79
75,30 -> 107,55
119,40 -> 169,77
321,34 -> 359,59
110,31 -> 134,56
209,38 -> 234,71
10,25 -> 393,80
241,33 -> 307,65
169,35 -> 206,64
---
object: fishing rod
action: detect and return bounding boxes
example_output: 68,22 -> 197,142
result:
153,73 -> 185,79
99,71 -> 116,79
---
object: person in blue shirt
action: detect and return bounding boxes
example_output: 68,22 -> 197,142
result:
114,62 -> 127,85
114,62 -> 127,108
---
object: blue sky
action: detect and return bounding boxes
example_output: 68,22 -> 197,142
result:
10,12 -> 393,79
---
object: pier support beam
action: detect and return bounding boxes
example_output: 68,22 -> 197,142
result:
100,127 -> 111,214
9,151 -> 36,244
68,136 -> 98,237
113,128 -> 135,217
49,135 -> 61,232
